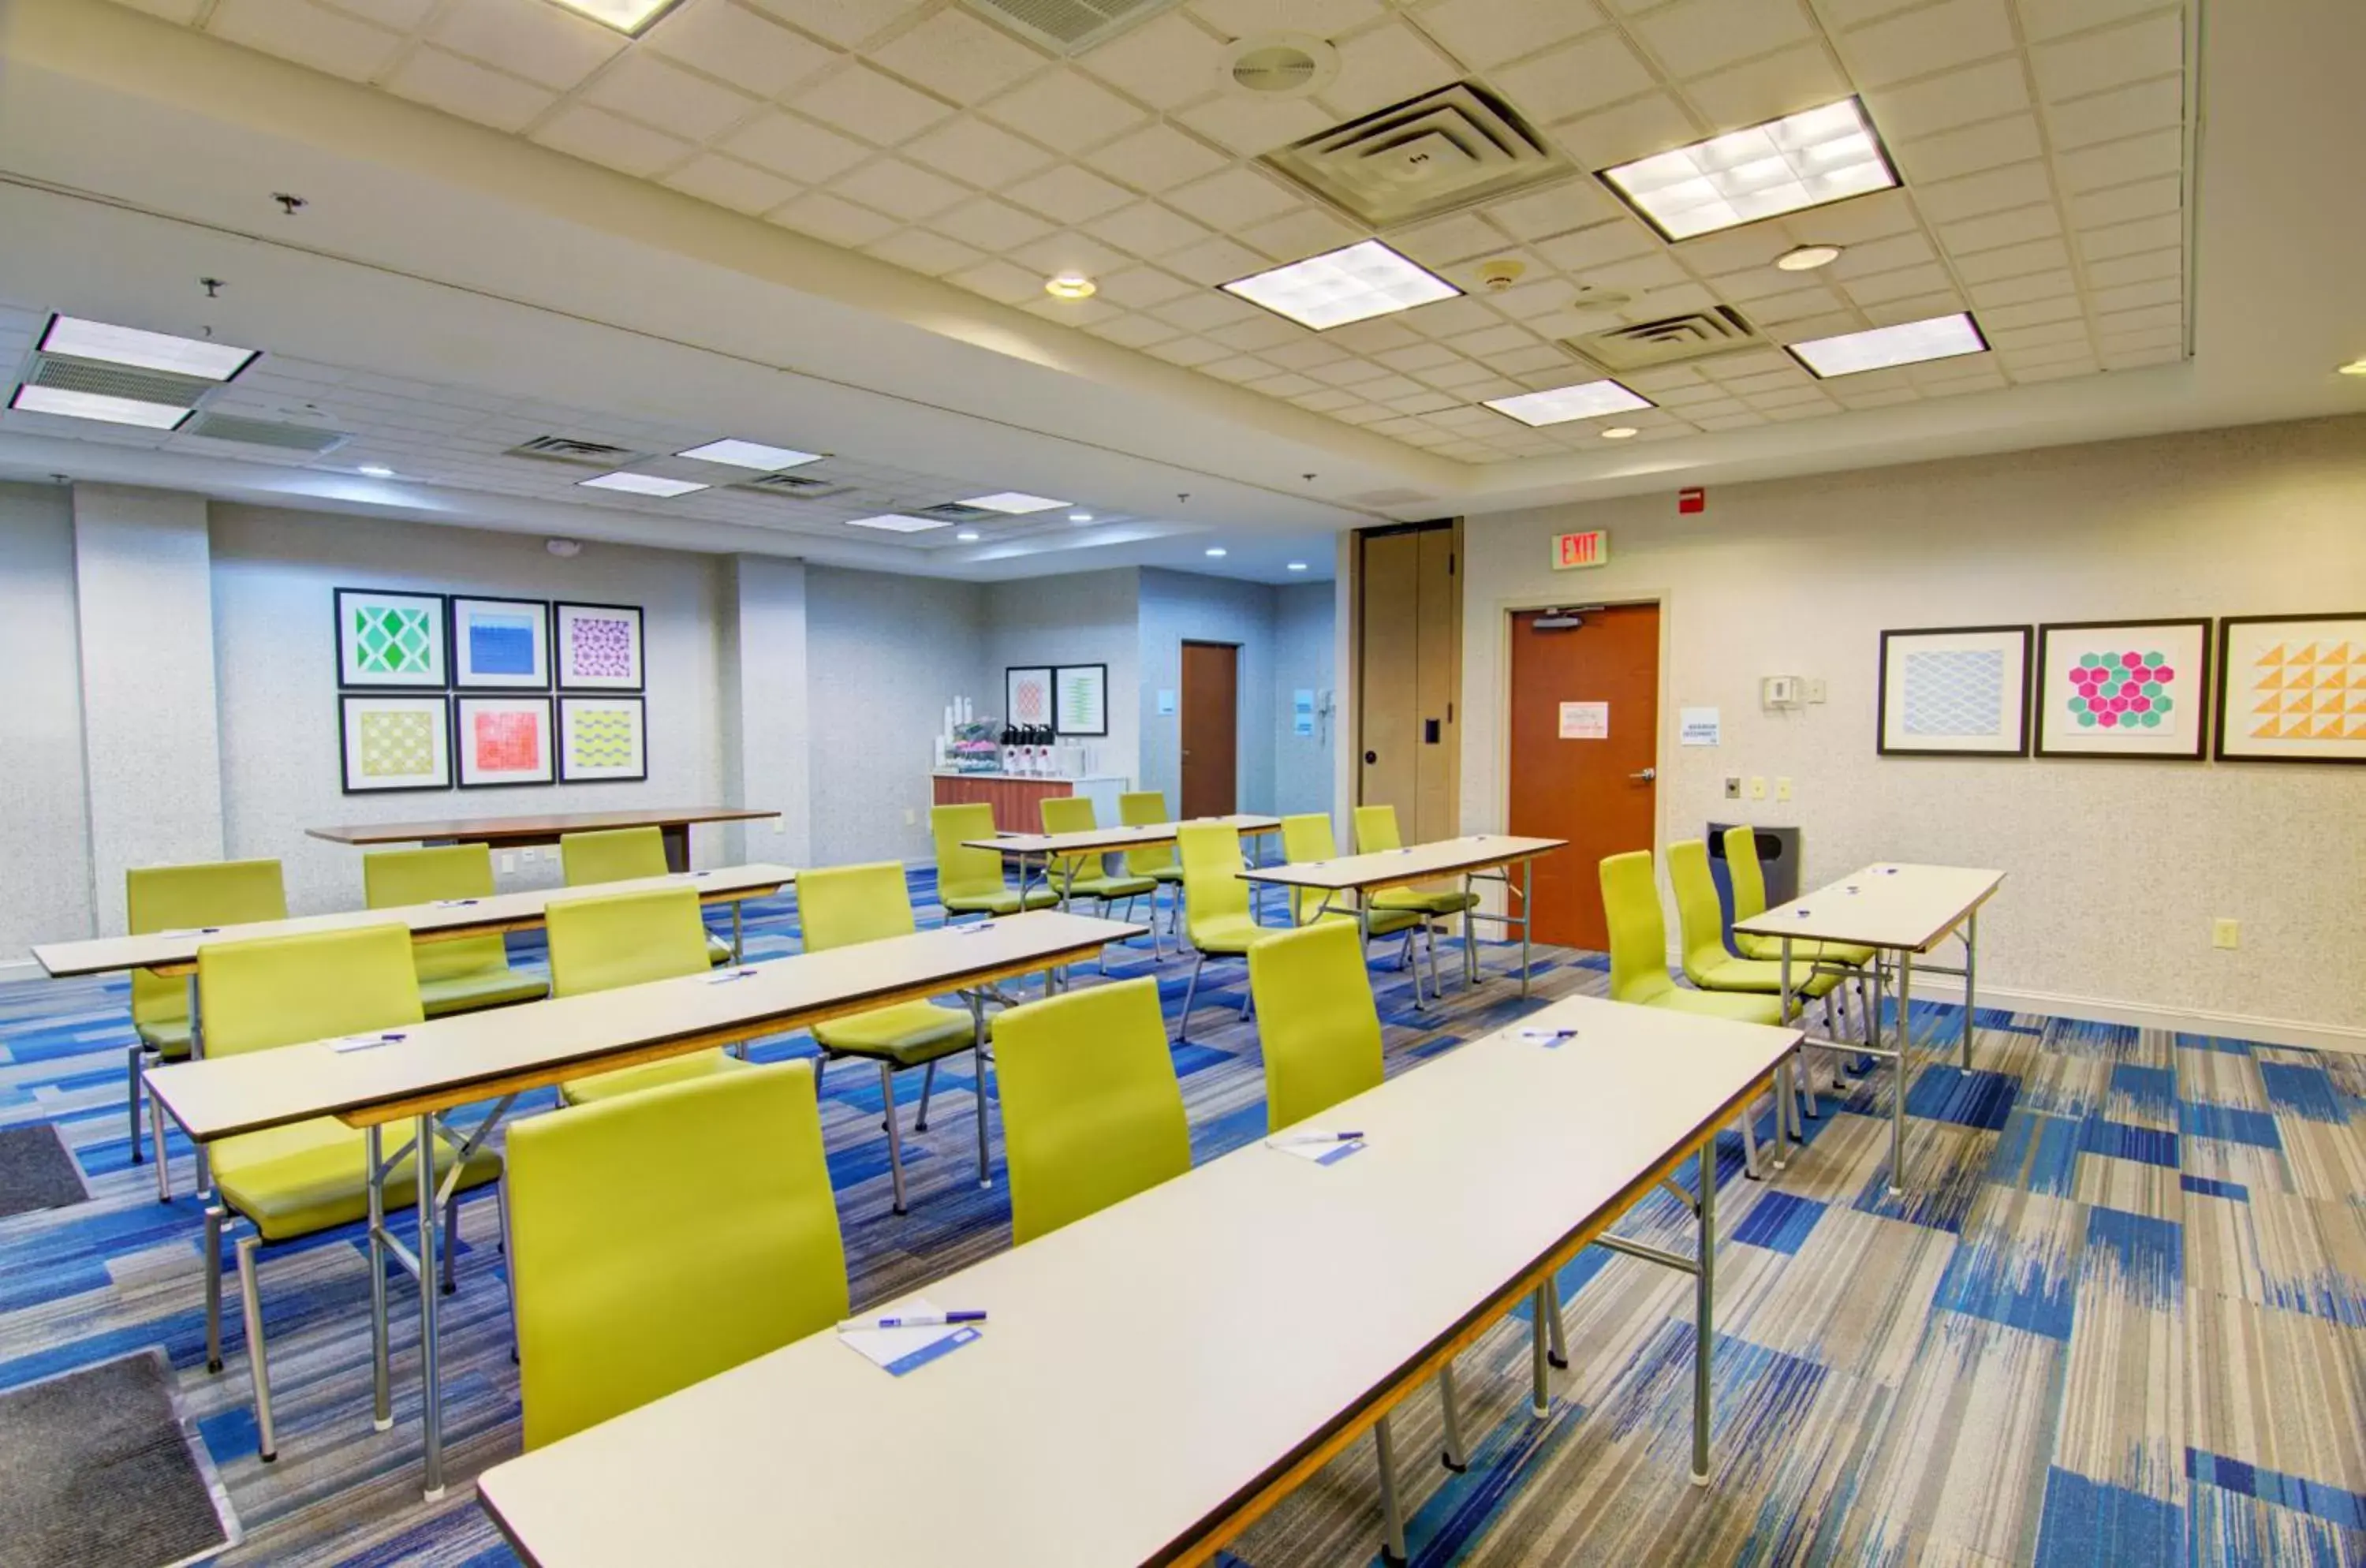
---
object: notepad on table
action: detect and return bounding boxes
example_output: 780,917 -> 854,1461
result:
837,1297 -> 981,1376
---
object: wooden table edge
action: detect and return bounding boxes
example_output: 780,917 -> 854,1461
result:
304,809 -> 782,846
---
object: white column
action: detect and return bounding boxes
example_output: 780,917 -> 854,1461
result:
721,555 -> 811,867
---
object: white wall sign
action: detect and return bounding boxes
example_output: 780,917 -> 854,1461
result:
1558,700 -> 1609,740
1680,706 -> 1722,745
1292,688 -> 1315,737
1156,689 -> 1177,716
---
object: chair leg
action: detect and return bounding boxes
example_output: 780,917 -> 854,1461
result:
812,1049 -> 827,1095
150,1083 -> 172,1203
1740,1103 -> 1763,1181
972,1029 -> 991,1192
880,1062 -> 908,1215
1529,1283 -> 1552,1418
1437,1361 -> 1468,1473
1238,967 -> 1253,1022
911,1059 -> 938,1133
203,1205 -> 226,1372
1545,1274 -> 1568,1368
128,1047 -> 147,1164
1374,1412 -> 1409,1566
1424,918 -> 1443,1002
234,1233 -> 277,1462
441,1192 -> 460,1295
498,1182 -> 519,1365
1178,954 -> 1205,1042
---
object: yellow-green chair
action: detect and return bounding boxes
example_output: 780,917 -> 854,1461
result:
1247,917 -> 1477,1513
990,978 -> 1187,1245
1278,813 -> 1423,953
506,1060 -> 845,1450
559,827 -> 733,965
1039,797 -> 1156,970
1118,790 -> 1186,949
196,924 -> 502,1461
1723,825 -> 1873,1052
363,846 -> 548,1017
124,859 -> 286,1167
1353,805 -> 1470,1003
547,887 -> 750,1106
931,803 -> 1059,920
797,861 -> 989,1215
1176,821 -> 1287,1041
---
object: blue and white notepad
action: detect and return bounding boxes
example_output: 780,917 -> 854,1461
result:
1518,1027 -> 1578,1049
1264,1132 -> 1365,1166
837,1297 -> 982,1377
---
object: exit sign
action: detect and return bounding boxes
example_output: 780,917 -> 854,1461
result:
1553,528 -> 1609,569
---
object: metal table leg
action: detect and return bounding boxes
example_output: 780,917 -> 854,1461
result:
1890,950 -> 1913,1197
1774,937 -> 1795,1169
730,902 -> 744,964
1692,1140 -> 1717,1487
1519,858 -> 1533,999
415,1111 -> 444,1500
1961,912 -> 1977,1070
368,1125 -> 391,1431
968,991 -> 991,1190
1462,872 -> 1479,988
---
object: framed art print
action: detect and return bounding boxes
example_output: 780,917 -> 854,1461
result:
450,596 -> 550,689
1052,663 -> 1108,736
1006,666 -> 1052,729
336,588 -> 447,688
339,695 -> 451,793
558,696 -> 647,782
555,602 -> 644,691
2036,619 -> 2210,760
1877,625 -> 2032,756
2215,612 -> 2366,763
455,696 -> 554,787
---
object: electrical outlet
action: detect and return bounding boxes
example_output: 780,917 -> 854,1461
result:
1805,678 -> 1827,704
904,808 -> 916,825
520,846 -> 538,863
1775,776 -> 1793,801
772,817 -> 784,834
1723,776 -> 1741,800
2212,917 -> 2240,950
1748,775 -> 1767,800
499,851 -> 517,875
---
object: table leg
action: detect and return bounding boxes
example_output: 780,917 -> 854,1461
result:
1462,872 -> 1478,987
661,823 -> 689,874
1961,910 -> 1978,1070
730,902 -> 745,965
1529,1282 -> 1551,1418
969,991 -> 991,1190
1519,859 -> 1533,999
1374,1413 -> 1408,1566
368,1125 -> 391,1431
1774,938 -> 1795,1169
1890,951 -> 1913,1197
416,1112 -> 445,1500
1692,1135 -> 1717,1487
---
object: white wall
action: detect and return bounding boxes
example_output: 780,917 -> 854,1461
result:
983,567 -> 1140,789
0,483 -> 93,959
1272,580 -> 1336,819
1459,415 -> 2366,1040
723,554 -> 810,866
1137,568 -> 1280,816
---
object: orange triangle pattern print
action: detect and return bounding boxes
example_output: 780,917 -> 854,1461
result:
2249,641 -> 2366,740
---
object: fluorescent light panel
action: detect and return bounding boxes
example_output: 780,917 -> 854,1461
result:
845,513 -> 950,532
676,439 -> 821,470
578,471 -> 709,497
1788,312 -> 1987,377
40,315 -> 257,381
1483,379 -> 1651,427
1222,240 -> 1460,331
9,384 -> 190,429
1600,98 -> 1897,241
961,492 -> 1069,514
547,0 -> 679,34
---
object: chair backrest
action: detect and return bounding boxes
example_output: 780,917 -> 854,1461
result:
363,844 -> 508,981
1599,850 -> 1677,1007
1352,803 -> 1405,854
197,925 -> 424,1058
546,887 -> 712,999
991,978 -> 1189,1244
506,1060 -> 848,1450
1278,814 -> 1338,925
1666,839 -> 1734,986
1176,822 -> 1249,941
929,804 -> 1007,902
1248,920 -> 1382,1132
127,860 -> 288,1033
795,862 -> 916,954
560,827 -> 668,887
1117,790 -> 1178,875
1039,795 -> 1103,887
1723,826 -> 1769,924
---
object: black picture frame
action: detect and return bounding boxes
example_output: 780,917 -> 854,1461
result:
2213,611 -> 2366,765
554,600 -> 646,693
2035,618 -> 2211,761
1051,663 -> 1110,736
1875,624 -> 2033,757
453,696 -> 555,789
337,693 -> 452,794
449,595 -> 553,690
334,586 -> 448,689
557,696 -> 650,784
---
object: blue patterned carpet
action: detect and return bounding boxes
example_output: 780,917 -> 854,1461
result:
2,871 -> 2361,1566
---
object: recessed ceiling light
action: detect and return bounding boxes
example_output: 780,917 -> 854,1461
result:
961,492 -> 1069,513
1483,379 -> 1653,427
546,0 -> 681,35
1775,244 -> 1844,272
845,513 -> 950,532
1205,547 -> 1228,558
9,384 -> 191,429
1787,312 -> 1987,378
1286,562 -> 1309,571
39,315 -> 258,382
1600,98 -> 1898,241
1068,511 -> 1094,523
954,530 -> 981,542
1044,274 -> 1098,300
1600,426 -> 1640,439
2339,358 -> 2366,376
676,439 -> 822,470
1222,239 -> 1461,331
356,464 -> 396,477
578,471 -> 709,498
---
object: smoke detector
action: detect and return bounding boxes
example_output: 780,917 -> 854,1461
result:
1476,258 -> 1526,292
1220,33 -> 1339,99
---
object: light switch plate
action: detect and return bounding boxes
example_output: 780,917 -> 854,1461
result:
2212,917 -> 2239,950
1805,678 -> 1827,704
1748,776 -> 1767,800
499,851 -> 517,875
1775,776 -> 1793,801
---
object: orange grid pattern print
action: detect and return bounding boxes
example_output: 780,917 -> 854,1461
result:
2250,640 -> 2366,741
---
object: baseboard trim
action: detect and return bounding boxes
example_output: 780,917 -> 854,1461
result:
1904,974 -> 2366,1058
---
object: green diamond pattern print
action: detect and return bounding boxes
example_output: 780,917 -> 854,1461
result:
353,606 -> 435,675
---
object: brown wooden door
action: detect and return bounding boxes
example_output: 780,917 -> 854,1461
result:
1357,522 -> 1461,842
1180,640 -> 1238,817
1507,603 -> 1660,950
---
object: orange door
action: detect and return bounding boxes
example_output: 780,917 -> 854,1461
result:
1507,603 -> 1661,950
1180,640 -> 1238,818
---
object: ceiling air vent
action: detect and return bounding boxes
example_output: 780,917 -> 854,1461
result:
504,435 -> 645,467
909,502 -> 1003,525
1263,82 -> 1578,230
25,353 -> 213,409
963,0 -> 1183,55
1221,34 -> 1339,99
180,413 -> 352,454
736,472 -> 855,502
1559,306 -> 1766,374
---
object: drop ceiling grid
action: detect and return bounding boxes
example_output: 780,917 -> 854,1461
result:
134,0 -> 2188,464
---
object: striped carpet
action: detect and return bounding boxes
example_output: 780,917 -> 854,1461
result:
2,871 -> 2361,1566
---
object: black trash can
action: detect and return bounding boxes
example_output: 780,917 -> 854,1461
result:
1707,823 -> 1801,947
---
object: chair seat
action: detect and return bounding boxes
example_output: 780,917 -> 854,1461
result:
1312,906 -> 1423,938
1735,931 -> 1875,967
418,967 -> 550,1017
1644,988 -> 1789,1026
1371,887 -> 1480,916
1054,872 -> 1159,902
215,1117 -> 502,1242
945,886 -> 1062,917
562,1048 -> 749,1107
1692,956 -> 1842,999
706,934 -> 734,965
814,1000 -> 976,1066
135,1019 -> 193,1060
1146,866 -> 1185,884
1191,914 -> 1287,957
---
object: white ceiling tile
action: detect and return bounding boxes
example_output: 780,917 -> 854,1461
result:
1532,218 -> 1660,273
724,110 -> 871,180
830,158 -> 972,220
771,189 -> 901,247
1353,371 -> 1429,400
1086,314 -> 1183,349
1165,167 -> 1304,229
109,0 -> 205,20
864,227 -> 987,276
1373,341 -> 1465,373
583,52 -> 758,143
430,0 -> 626,91
1823,230 -> 1935,278
1630,0 -> 1816,78
1952,235 -> 2069,281
1985,317 -> 2088,349
1476,274 -> 1575,319
532,104 -> 695,177
1244,371 -> 1325,398
869,7 -> 1048,105
742,0 -> 928,50
2006,355 -> 2098,382
1009,232 -> 1133,278
1261,337 -> 1351,370
1092,266 -> 1200,308
1966,268 -> 2076,308
901,118 -> 1058,188
2015,0 -> 2174,43
1914,160 -> 2053,222
2075,211 -> 2180,261
1668,223 -> 1796,274
1237,207 -> 1365,260
1082,123 -> 1232,193
2093,301 -> 2181,334
1551,92 -> 1700,170
1327,318 -> 1427,353
1621,279 -> 1718,316
1745,284 -> 1845,322
1415,357 -> 1501,389
1196,353 -> 1277,383
2031,12 -> 2183,99
210,0 -> 402,82
1290,386 -> 1360,411
931,196 -> 1056,250
1710,267 -> 1831,304
1894,113 -> 2043,185
1401,296 -> 1513,337
2043,77 -> 2183,150
1021,293 -> 1121,327
1785,185 -> 1919,244
1489,31 -> 1655,124
1575,252 -> 1689,291
943,256 -> 1047,304
1976,295 -> 2083,330
1163,233 -> 1271,286
1172,95 -> 1334,158
2067,174 -> 2178,227
1313,21 -> 1464,120
1443,323 -> 1536,356
2058,128 -> 2181,193
1937,202 -> 2062,252
1384,390 -> 1462,415
980,69 -> 1151,150
385,45 -> 556,131
795,62 -> 955,145
1191,0 -> 1384,35
1836,0 -> 2017,89
1480,180 -> 1621,241
645,2 -> 838,99
1681,43 -> 1849,131
1860,58 -> 2029,142
1858,289 -> 1966,325
1086,200 -> 1214,257
662,151 -> 802,213
1080,12 -> 1227,111
1207,314 -> 1311,353
2084,247 -> 2181,289
1489,343 -> 1571,375
1004,165 -> 1137,223
1155,292 -> 1262,331
1410,0 -> 1608,71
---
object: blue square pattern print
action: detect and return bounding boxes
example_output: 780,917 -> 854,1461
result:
468,614 -> 539,676
1902,648 -> 2006,737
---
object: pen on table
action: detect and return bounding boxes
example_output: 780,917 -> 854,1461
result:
1525,1027 -> 1578,1042
838,1310 -> 988,1331
1271,1130 -> 1363,1146
332,1031 -> 409,1051
704,967 -> 758,984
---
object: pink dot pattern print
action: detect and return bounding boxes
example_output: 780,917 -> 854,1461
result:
2066,648 -> 2176,731
571,617 -> 634,681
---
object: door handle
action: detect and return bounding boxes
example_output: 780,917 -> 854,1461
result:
1630,767 -> 1657,782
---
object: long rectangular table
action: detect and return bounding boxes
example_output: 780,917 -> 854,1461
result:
1241,834 -> 1567,1002
476,993 -> 1799,1566
965,814 -> 1284,952
142,908 -> 1143,1500
1733,862 -> 2005,1193
306,807 -> 779,872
